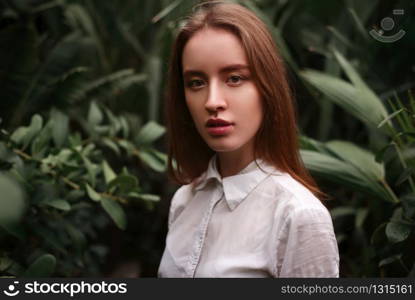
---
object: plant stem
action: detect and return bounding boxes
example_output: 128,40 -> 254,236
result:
61,176 -> 80,190
13,149 -> 32,160
13,148 -> 80,191
380,179 -> 399,203
102,193 -> 128,204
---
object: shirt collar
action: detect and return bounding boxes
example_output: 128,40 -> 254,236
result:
194,155 -> 283,211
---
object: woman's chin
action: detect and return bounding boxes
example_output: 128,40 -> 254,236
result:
206,141 -> 241,153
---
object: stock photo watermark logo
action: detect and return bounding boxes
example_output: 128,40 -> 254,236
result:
3,281 -> 20,297
2,280 -> 128,297
369,9 -> 406,43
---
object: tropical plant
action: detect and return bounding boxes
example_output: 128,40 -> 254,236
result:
0,0 -> 173,276
0,101 -> 166,277
2,0 -> 414,277
0,0 -> 198,127
299,50 -> 415,276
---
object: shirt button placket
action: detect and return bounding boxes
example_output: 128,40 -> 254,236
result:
188,187 -> 223,278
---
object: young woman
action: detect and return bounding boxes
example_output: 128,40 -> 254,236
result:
158,1 -> 339,278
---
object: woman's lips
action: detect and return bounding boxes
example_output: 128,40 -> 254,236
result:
205,118 -> 234,136
206,124 -> 234,136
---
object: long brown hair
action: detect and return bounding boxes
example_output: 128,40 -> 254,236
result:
164,1 -> 323,198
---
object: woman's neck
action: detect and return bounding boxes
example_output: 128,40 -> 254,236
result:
216,149 -> 255,178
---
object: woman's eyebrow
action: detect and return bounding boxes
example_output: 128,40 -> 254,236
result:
183,64 -> 249,77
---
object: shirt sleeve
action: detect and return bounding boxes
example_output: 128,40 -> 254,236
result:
275,206 -> 339,277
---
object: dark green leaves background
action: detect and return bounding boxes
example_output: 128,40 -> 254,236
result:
0,0 -> 414,277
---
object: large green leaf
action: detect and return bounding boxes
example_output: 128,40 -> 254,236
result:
0,174 -> 26,226
22,254 -> 56,277
102,137 -> 121,155
300,150 -> 391,201
85,183 -> 101,202
300,135 -> 329,153
40,199 -> 71,212
385,222 -> 412,244
101,197 -> 127,230
136,121 -> 165,144
326,140 -> 385,181
108,175 -> 138,194
102,160 -> 116,184
331,49 -> 366,89
10,114 -> 43,149
137,148 -> 166,172
300,69 -> 388,131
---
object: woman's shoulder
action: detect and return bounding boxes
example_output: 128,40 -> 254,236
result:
266,173 -> 339,277
264,171 -> 332,222
170,183 -> 194,207
265,172 -> 338,269
167,182 -> 197,228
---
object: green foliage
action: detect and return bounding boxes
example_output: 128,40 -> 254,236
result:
301,86 -> 415,277
0,0 -> 185,277
23,254 -> 56,278
0,101 -> 166,276
301,54 -> 389,132
1,0 -> 414,278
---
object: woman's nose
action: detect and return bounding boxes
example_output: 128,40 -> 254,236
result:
205,80 -> 227,112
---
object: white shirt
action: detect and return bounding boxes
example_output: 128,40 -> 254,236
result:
158,155 -> 339,278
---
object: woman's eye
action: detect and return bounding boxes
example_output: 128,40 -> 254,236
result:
187,79 -> 204,89
227,75 -> 244,85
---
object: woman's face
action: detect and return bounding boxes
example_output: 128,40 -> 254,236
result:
182,28 -> 263,159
